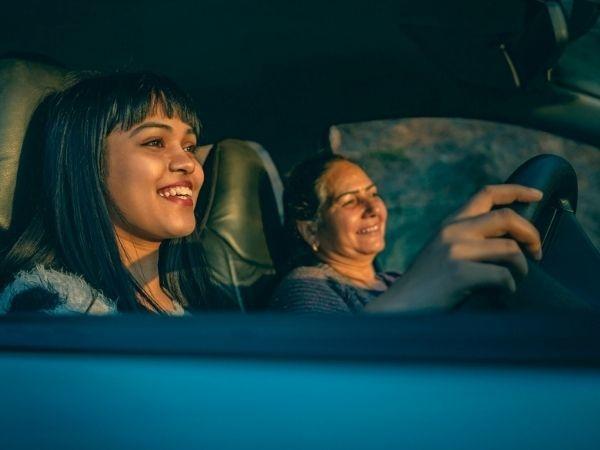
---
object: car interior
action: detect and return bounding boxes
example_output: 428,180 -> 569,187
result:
2,55 -> 597,312
1,1 -> 600,449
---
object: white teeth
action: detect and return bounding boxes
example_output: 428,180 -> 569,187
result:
173,186 -> 192,196
158,185 -> 193,198
358,225 -> 379,235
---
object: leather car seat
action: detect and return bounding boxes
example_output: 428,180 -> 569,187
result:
0,56 -> 70,249
197,139 -> 285,311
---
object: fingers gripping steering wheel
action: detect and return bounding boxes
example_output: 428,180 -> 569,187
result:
464,154 -> 600,310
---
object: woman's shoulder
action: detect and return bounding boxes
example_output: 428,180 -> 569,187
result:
272,264 -> 340,301
281,263 -> 337,282
0,265 -> 116,315
270,264 -> 357,314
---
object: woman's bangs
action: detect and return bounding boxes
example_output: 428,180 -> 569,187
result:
109,75 -> 202,138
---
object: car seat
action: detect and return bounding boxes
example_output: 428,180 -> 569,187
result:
0,56 -> 70,248
197,139 -> 285,311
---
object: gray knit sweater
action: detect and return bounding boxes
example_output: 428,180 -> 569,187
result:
270,263 -> 400,314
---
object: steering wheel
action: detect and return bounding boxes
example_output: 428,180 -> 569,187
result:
462,154 -> 600,310
504,154 -> 578,246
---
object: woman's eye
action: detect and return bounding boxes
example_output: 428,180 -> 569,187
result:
342,198 -> 357,207
183,144 -> 197,153
143,138 -> 164,148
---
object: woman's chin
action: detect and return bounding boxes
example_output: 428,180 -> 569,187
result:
357,242 -> 385,257
159,219 -> 197,239
169,227 -> 196,239
358,237 -> 385,254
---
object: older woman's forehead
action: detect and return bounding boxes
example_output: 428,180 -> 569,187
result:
322,161 -> 374,195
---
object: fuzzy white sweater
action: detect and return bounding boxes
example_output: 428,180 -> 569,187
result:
0,265 -> 115,314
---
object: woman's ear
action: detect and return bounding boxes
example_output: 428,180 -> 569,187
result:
296,220 -> 318,248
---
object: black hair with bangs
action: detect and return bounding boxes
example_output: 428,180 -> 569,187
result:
1,71 -> 216,312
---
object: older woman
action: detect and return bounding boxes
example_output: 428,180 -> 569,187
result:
270,152 -> 543,314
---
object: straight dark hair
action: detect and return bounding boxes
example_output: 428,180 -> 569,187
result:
1,72 -> 216,312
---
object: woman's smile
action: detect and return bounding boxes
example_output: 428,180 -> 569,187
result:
157,181 -> 195,206
356,223 -> 382,235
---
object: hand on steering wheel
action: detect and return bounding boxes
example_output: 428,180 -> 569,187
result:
367,184 -> 543,313
442,184 -> 543,290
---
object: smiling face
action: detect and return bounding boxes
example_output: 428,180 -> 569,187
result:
312,160 -> 387,264
105,114 -> 203,244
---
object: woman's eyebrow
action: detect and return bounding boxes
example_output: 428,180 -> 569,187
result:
129,122 -> 172,137
128,122 -> 195,137
333,183 -> 376,201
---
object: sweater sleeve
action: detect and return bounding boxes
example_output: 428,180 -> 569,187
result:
0,266 -> 116,315
8,288 -> 62,314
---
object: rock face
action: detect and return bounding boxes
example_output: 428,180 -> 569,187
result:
333,118 -> 600,272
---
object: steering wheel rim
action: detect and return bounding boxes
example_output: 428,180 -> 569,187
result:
504,154 -> 578,244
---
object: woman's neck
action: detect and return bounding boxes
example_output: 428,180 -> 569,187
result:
319,254 -> 378,289
113,226 -> 177,313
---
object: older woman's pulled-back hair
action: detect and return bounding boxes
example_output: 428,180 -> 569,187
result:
283,151 -> 349,270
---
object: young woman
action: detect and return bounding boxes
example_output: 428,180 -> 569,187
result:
271,152 -> 544,314
0,72 -> 217,314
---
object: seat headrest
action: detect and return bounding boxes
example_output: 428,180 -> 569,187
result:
198,139 -> 285,311
0,58 -> 70,242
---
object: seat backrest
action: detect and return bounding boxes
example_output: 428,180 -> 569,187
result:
0,57 -> 70,248
198,139 -> 285,311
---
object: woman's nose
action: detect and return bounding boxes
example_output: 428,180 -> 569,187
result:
169,150 -> 197,174
362,196 -> 381,216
